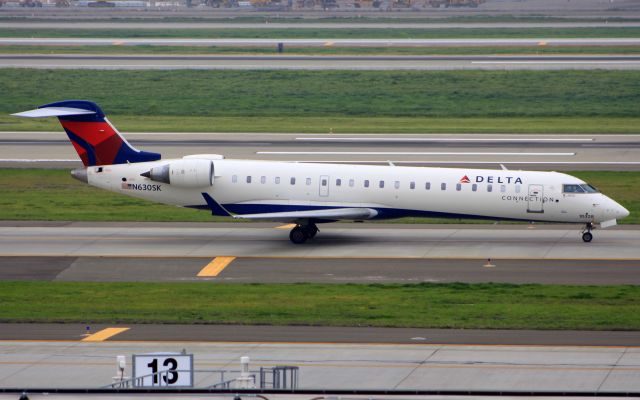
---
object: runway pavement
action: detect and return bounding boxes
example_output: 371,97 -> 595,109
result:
1,323 -> 640,346
4,38 -> 640,47
2,255 -> 640,285
6,21 -> 640,29
3,54 -> 640,70
2,132 -> 640,170
0,339 -> 638,391
1,222 -> 639,260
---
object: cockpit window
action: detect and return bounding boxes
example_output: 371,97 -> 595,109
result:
563,184 -> 600,194
563,184 -> 585,193
580,184 -> 599,193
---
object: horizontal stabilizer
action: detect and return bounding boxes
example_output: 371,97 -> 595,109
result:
12,107 -> 96,118
233,207 -> 378,222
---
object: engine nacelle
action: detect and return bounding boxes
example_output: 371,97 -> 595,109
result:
142,159 -> 214,188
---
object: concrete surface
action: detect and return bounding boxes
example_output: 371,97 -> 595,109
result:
2,132 -> 640,171
2,323 -> 640,346
2,53 -> 640,70
0,340 -> 638,391
0,223 -> 638,259
6,22 -> 640,29
2,256 -> 640,284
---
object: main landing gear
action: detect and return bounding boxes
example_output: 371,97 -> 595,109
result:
289,223 -> 318,244
581,222 -> 594,243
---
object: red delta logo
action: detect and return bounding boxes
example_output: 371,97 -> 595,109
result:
459,175 -> 471,184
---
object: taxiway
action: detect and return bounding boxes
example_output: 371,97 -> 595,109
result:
0,340 -> 638,391
2,132 -> 640,170
2,53 -> 640,70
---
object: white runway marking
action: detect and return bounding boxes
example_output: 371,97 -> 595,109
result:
302,160 -> 640,165
257,151 -> 576,156
296,137 -> 595,142
473,61 -> 640,65
0,159 -> 77,162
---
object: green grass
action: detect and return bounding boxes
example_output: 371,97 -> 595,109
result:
0,169 -> 637,224
3,115 -> 640,134
2,69 -> 640,119
2,27 -> 640,38
2,69 -> 639,134
0,281 -> 637,330
5,44 -> 640,55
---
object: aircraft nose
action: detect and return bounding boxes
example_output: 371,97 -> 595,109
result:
618,204 -> 630,219
607,198 -> 629,219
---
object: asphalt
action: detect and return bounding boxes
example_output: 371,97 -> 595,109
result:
2,255 -> 640,285
2,132 -> 640,171
1,323 -> 639,346
2,53 -> 640,70
7,21 -> 640,29
1,223 -> 639,259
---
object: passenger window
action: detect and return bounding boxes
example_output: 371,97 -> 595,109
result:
472,183 -> 477,192
232,175 -> 237,183
336,178 -> 342,187
364,180 -> 370,188
456,183 -> 461,191
410,182 -> 415,189
441,183 -> 446,191
260,176 -> 266,184
290,177 -> 296,185
306,178 -> 311,186
394,181 -> 400,189
321,178 -> 327,186
425,182 -> 431,190
487,184 -> 493,192
515,185 -> 520,193
246,176 -> 252,184
500,185 -> 506,193
349,179 -> 354,187
275,177 -> 280,184
379,180 -> 384,188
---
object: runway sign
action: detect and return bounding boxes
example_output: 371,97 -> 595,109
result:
132,353 -> 194,387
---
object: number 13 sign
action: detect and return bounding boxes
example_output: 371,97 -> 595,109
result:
133,353 -> 194,387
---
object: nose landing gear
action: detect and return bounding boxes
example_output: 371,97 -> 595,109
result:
581,222 -> 594,243
289,223 -> 319,244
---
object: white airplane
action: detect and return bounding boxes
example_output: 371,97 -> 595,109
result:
14,100 -> 629,244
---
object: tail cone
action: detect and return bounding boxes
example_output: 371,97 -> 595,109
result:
71,168 -> 88,183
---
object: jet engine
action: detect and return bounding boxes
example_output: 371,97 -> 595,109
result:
141,159 -> 213,188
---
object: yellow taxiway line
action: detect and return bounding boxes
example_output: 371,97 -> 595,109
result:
197,256 -> 236,277
81,327 -> 129,342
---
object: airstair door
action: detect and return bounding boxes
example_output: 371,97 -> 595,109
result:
319,175 -> 330,197
527,184 -> 544,213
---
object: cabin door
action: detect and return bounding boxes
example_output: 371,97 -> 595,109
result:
319,175 -> 330,197
527,184 -> 544,213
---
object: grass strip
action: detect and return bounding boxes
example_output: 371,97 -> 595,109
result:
3,116 -> 640,134
0,281 -> 637,330
0,169 -> 637,224
2,69 -> 640,121
5,45 -> 640,55
2,27 -> 640,39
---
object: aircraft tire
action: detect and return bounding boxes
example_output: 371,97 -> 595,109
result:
289,226 -> 308,244
305,224 -> 318,239
582,232 -> 593,243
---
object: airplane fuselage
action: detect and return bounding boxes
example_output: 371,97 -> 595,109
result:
85,156 -> 628,225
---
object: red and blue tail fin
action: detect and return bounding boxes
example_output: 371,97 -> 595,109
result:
13,100 -> 161,167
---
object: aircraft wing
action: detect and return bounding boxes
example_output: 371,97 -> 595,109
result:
233,207 -> 378,222
201,193 -> 377,222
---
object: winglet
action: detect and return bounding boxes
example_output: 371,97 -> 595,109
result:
201,193 -> 232,217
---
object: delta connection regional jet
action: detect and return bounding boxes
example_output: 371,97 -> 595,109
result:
14,100 -> 630,244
